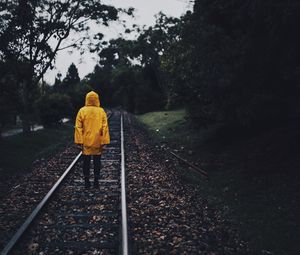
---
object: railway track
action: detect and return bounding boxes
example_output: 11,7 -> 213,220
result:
1,111 -> 129,255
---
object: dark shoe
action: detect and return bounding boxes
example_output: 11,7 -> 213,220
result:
94,176 -> 99,189
85,177 -> 91,189
94,181 -> 99,189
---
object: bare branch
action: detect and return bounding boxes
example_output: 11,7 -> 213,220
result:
34,37 -> 64,85
57,36 -> 84,51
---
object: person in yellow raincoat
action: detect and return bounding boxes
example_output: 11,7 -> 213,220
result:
74,91 -> 110,189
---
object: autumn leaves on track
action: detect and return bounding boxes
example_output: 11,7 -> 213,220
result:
125,115 -> 249,254
0,112 -> 125,255
1,111 -> 249,255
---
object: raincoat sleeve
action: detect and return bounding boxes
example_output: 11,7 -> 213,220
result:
101,110 -> 110,145
74,109 -> 84,144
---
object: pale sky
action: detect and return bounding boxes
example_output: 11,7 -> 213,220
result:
44,0 -> 192,84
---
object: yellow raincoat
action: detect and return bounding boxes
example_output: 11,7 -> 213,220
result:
74,91 -> 110,155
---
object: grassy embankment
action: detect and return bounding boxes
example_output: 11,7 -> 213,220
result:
0,123 -> 74,176
137,109 -> 300,255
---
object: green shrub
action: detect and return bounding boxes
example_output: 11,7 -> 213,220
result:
36,93 -> 72,127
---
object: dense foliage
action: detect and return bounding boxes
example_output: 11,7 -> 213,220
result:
36,93 -> 72,127
101,0 -> 298,128
0,0 -> 128,133
181,0 -> 300,127
85,13 -> 179,113
91,1 -> 300,129
1,0 -> 299,132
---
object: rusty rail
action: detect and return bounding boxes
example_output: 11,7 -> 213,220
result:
169,151 -> 209,180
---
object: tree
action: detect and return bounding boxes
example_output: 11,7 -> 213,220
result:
52,72 -> 62,93
69,82 -> 93,118
0,0 -> 132,133
0,60 -> 19,137
87,64 -> 113,107
61,63 -> 80,93
111,66 -> 137,112
35,93 -> 72,127
86,13 -> 182,113
175,0 -> 300,127
131,13 -> 185,110
87,32 -> 169,113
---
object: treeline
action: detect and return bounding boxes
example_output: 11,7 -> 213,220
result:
1,0 -> 300,133
0,0 -> 131,134
183,0 -> 300,128
86,0 -> 300,129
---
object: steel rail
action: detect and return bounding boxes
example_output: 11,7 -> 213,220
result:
120,114 -> 129,255
1,152 -> 82,255
169,151 -> 209,179
1,111 -> 114,255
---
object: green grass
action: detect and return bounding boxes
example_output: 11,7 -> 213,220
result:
137,109 -> 209,150
0,123 -> 73,176
137,109 -> 186,134
137,109 -> 300,255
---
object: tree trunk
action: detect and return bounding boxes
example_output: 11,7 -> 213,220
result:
22,112 -> 31,134
21,80 -> 32,134
0,123 -> 3,140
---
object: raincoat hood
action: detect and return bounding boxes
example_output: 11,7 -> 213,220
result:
85,91 -> 100,107
75,90 -> 110,155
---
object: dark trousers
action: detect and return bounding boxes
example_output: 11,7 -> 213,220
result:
82,155 -> 101,179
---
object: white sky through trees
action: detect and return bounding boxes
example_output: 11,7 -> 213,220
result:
44,0 -> 191,84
